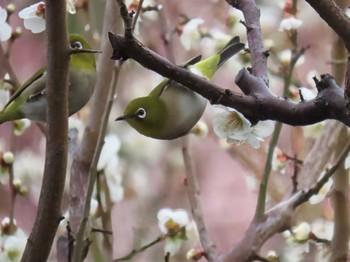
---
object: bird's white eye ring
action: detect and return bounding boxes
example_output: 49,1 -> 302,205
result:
71,41 -> 83,50
136,108 -> 146,119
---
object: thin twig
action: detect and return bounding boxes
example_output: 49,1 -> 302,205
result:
72,61 -> 123,262
182,137 -> 217,261
116,0 -> 133,38
69,0 -> 120,260
291,154 -> 299,193
91,228 -> 113,235
69,48 -> 102,55
131,0 -> 144,30
114,228 -> 184,261
254,122 -> 282,220
0,43 -> 20,88
8,163 -> 16,232
309,232 -> 331,246
255,18 -> 302,219
294,141 -> 350,207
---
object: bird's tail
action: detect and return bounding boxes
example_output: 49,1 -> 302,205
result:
217,36 -> 245,68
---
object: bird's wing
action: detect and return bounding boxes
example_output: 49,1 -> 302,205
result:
181,55 -> 202,68
148,78 -> 171,97
148,55 -> 203,98
4,67 -> 47,108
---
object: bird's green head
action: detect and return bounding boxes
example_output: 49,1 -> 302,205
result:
69,34 -> 96,71
116,96 -> 168,138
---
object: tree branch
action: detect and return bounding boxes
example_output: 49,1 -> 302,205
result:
225,0 -> 268,84
21,0 -> 69,261
182,137 -> 217,261
217,141 -> 350,261
108,33 -> 350,126
305,0 -> 350,52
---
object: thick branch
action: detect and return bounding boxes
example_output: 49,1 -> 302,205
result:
21,0 -> 69,261
226,0 -> 268,84
305,0 -> 350,52
218,142 -> 350,261
108,33 -> 350,126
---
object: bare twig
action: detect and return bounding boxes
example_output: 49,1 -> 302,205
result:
8,163 -> 16,232
182,137 -> 217,261
255,122 -> 282,220
72,58 -> 122,262
69,0 -> 121,260
114,228 -> 184,262
131,0 -> 144,30
305,0 -> 350,52
116,0 -> 133,38
309,232 -> 331,246
294,141 -> 350,207
217,141 -> 350,261
0,43 -> 20,88
108,34 -> 350,126
291,155 -> 299,193
329,0 -> 350,257
226,0 -> 268,84
91,228 -> 113,235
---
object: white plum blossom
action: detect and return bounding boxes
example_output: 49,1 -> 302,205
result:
157,208 -> 199,257
186,248 -> 204,261
97,134 -> 121,171
0,218 -> 27,262
141,0 -> 160,21
283,222 -> 311,260
271,147 -> 287,172
212,105 -> 274,149
0,89 -> 10,109
302,121 -> 325,139
266,250 -> 279,261
279,17 -> 303,32
18,1 -> 77,33
345,153 -> 350,169
13,119 -> 31,136
97,134 -> 124,203
3,151 -> 14,165
66,0 -> 76,14
279,49 -> 305,67
299,87 -> 317,101
190,120 -> 208,137
180,18 -> 204,50
208,28 -> 232,50
90,198 -> 99,217
311,219 -> 333,241
291,222 -> 311,243
309,176 -> 333,205
18,2 -> 46,34
0,6 -> 12,41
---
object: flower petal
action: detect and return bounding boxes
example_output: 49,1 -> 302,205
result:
23,17 -> 46,33
164,238 -> 182,256
0,22 -> 12,41
252,120 -> 275,138
0,7 -> 7,23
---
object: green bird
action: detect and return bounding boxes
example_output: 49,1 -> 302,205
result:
115,37 -> 245,140
0,34 -> 96,124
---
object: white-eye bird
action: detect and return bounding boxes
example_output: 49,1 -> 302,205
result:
116,37 -> 244,140
0,34 -> 96,124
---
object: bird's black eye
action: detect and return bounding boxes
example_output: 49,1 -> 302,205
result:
136,108 -> 146,119
71,41 -> 83,49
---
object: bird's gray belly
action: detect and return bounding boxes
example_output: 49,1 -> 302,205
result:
161,84 -> 207,139
20,71 -> 95,122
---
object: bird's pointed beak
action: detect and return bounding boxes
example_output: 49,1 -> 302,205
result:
115,114 -> 133,121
